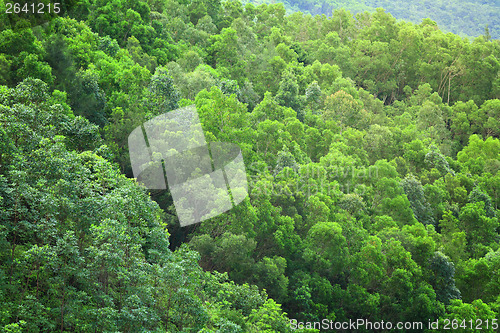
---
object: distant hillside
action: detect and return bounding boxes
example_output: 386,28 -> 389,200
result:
244,0 -> 500,39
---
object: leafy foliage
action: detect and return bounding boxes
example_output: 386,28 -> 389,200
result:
1,0 -> 500,331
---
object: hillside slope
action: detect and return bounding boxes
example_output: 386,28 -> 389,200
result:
1,0 -> 499,331
245,0 -> 500,39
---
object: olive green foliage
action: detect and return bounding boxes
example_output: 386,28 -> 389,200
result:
244,0 -> 500,39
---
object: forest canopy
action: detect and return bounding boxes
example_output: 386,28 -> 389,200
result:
244,0 -> 500,39
0,0 -> 499,331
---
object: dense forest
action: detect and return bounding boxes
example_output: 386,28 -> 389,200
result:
244,0 -> 500,40
0,0 -> 499,331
